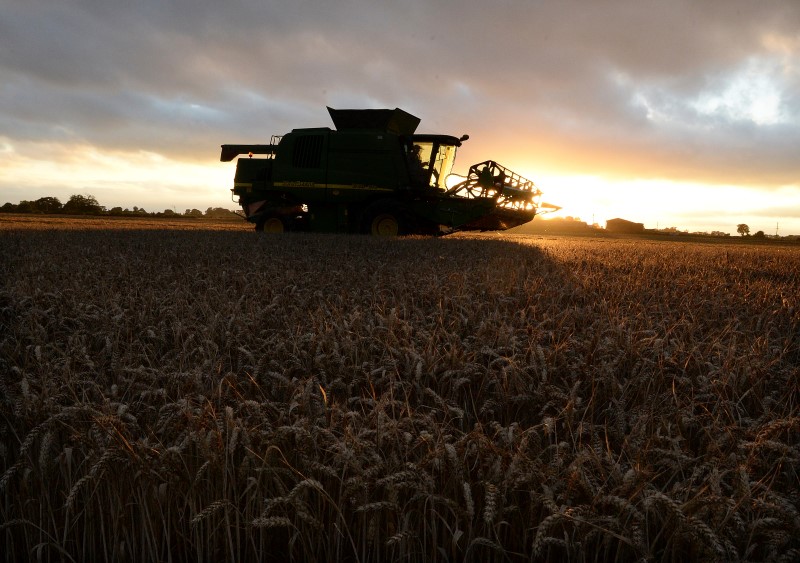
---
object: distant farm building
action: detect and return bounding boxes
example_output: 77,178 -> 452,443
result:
606,218 -> 645,234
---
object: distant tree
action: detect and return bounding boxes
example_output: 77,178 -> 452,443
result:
109,206 -> 124,215
161,209 -> 177,217
737,223 -> 750,236
33,196 -> 62,214
16,200 -> 34,213
0,202 -> 17,213
184,208 -> 203,217
753,230 -> 765,239
64,194 -> 103,214
205,207 -> 233,218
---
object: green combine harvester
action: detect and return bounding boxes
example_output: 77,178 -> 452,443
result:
221,107 -> 552,235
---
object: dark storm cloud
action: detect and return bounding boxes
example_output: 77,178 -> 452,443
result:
1,0 -> 799,184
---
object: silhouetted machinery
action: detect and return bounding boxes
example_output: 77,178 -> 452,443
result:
221,107 -> 553,234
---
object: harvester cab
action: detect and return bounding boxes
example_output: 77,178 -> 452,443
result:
221,107 -> 550,234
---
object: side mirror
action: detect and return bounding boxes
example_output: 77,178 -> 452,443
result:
459,134 -> 470,142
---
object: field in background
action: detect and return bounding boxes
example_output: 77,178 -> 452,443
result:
0,213 -> 251,231
1,220 -> 798,562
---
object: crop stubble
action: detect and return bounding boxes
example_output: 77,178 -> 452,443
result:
0,223 -> 798,562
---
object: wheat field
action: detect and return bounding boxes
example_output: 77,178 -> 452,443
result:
1,218 -> 798,562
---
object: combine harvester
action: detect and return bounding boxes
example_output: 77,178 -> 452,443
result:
221,107 -> 556,235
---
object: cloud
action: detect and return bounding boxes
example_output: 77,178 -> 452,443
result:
1,0 -> 799,197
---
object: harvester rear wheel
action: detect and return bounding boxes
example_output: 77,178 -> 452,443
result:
255,216 -> 286,233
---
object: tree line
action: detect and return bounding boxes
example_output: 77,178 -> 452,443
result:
0,195 -> 237,219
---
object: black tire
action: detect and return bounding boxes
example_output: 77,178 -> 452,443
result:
255,215 -> 286,233
362,201 -> 408,236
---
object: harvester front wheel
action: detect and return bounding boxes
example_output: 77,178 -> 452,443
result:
256,216 -> 286,233
363,201 -> 409,236
370,213 -> 400,236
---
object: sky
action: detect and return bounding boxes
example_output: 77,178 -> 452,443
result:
1,0 -> 799,235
